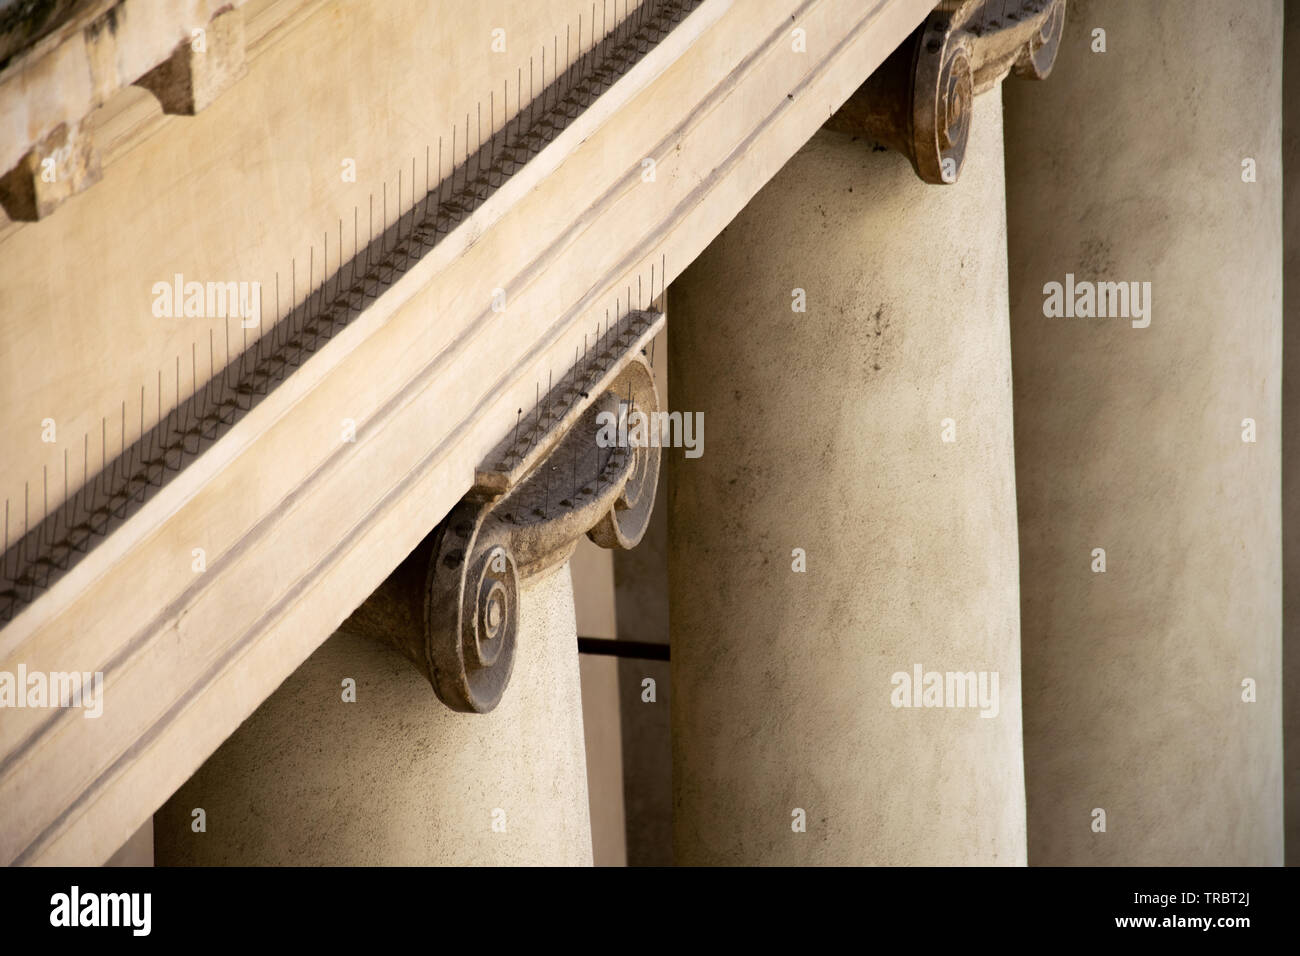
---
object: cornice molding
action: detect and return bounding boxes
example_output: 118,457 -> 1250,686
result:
0,0 -> 934,865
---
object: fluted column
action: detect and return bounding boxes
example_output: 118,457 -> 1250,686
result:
668,94 -> 1026,864
1005,0 -> 1284,865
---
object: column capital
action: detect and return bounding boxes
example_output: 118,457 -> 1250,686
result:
345,310 -> 664,713
829,0 -> 1065,184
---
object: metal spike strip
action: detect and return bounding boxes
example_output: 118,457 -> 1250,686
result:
476,305 -> 663,497
0,0 -> 700,624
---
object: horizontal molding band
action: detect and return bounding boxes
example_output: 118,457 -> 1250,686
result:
0,0 -> 932,865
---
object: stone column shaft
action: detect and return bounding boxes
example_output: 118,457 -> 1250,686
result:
1004,0 -> 1284,865
669,95 -> 1027,865
155,562 -> 593,865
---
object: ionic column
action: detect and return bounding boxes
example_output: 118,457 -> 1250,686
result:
1004,1 -> 1284,864
155,563 -> 591,865
669,94 -> 1031,863
156,317 -> 665,865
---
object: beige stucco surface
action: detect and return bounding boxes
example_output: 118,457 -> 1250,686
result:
1004,0 -> 1284,865
0,0 -> 646,516
1283,0 -> 1300,868
668,96 -> 1027,864
155,561 -> 592,865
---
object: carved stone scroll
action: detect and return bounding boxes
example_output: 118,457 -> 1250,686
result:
827,0 -> 1066,184
343,309 -> 664,712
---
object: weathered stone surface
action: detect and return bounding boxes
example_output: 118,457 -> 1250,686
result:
0,117 -> 99,220
669,95 -> 1026,865
134,7 -> 247,116
1005,0 -> 1284,866
155,562 -> 593,866
1284,0 -> 1300,869
828,0 -> 1065,184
